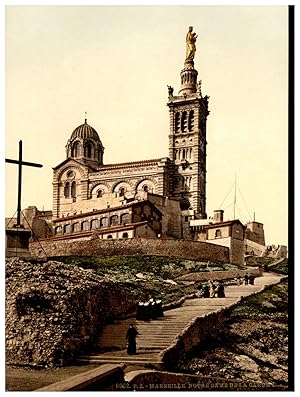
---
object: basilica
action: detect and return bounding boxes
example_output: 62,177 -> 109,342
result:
51,31 -> 209,241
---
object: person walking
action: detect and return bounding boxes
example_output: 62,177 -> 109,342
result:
126,323 -> 139,355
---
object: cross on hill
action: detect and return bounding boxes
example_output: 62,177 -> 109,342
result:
5,140 -> 43,227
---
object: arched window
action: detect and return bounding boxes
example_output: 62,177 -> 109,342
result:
73,223 -> 80,233
121,213 -> 130,224
91,219 -> 98,229
85,141 -> 93,158
175,112 -> 180,133
64,182 -> 70,198
82,221 -> 89,231
97,189 -> 103,198
72,141 -> 80,157
64,224 -> 71,234
188,110 -> 194,131
215,229 -> 222,238
122,232 -> 129,239
100,217 -> 108,227
55,226 -> 62,235
110,215 -> 118,226
120,188 -> 126,196
181,111 -> 187,133
71,181 -> 76,198
107,235 -> 113,239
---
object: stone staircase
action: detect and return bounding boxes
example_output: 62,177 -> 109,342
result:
77,272 -> 283,367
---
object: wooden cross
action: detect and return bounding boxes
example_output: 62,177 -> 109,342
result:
5,140 -> 43,227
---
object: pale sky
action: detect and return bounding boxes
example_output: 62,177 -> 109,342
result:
5,5 -> 289,246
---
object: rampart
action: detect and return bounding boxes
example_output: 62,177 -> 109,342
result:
29,237 -> 230,264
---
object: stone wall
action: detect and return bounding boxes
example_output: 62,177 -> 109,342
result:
5,258 -> 149,367
230,238 -> 245,266
158,278 -> 284,372
29,237 -> 230,264
159,308 -> 228,371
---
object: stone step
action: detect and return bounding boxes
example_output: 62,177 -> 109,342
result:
77,358 -> 163,365
77,273 -> 284,367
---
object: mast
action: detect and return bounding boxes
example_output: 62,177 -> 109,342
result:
233,173 -> 237,219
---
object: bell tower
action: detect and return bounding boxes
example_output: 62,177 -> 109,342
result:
167,27 -> 209,219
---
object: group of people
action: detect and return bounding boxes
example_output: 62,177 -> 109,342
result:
126,298 -> 164,355
244,273 -> 255,285
196,280 -> 225,298
136,298 -> 164,321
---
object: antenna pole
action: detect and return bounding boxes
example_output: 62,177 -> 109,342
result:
234,173 -> 237,219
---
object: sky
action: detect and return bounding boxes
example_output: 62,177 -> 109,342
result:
4,4 -> 289,246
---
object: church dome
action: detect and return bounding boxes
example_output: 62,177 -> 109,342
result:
70,119 -> 101,142
66,118 -> 104,164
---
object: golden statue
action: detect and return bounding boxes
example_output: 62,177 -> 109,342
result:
186,26 -> 198,62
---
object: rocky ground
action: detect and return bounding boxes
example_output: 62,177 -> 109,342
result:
178,278 -> 290,390
6,255 -> 289,391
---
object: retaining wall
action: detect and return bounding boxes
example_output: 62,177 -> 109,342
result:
29,237 -> 230,264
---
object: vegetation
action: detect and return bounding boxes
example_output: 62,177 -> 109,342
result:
51,255 -> 241,304
179,279 -> 289,389
270,259 -> 289,275
53,255 -> 234,278
245,256 -> 277,267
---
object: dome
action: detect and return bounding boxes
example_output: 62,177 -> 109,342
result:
70,119 -> 101,142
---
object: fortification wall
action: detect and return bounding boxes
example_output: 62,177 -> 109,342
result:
29,237 -> 230,264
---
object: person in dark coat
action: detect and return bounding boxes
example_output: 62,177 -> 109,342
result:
126,324 -> 139,355
203,285 -> 210,298
216,281 -> 225,298
244,273 -> 249,285
249,275 -> 255,285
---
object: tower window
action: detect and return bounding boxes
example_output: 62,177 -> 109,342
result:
71,181 -> 76,198
72,141 -> 80,157
188,110 -> 194,131
64,182 -> 70,198
181,111 -> 187,133
85,142 -> 93,158
175,112 -> 180,133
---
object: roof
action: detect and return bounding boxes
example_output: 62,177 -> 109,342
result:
52,199 -> 163,222
70,119 -> 101,142
52,157 -> 99,172
204,219 -> 246,229
95,158 -> 163,171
